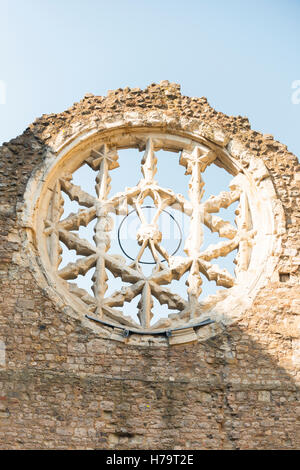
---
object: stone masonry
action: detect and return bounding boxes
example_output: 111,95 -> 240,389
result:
0,81 -> 299,449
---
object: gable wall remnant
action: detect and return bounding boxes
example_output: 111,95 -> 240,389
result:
0,82 -> 299,449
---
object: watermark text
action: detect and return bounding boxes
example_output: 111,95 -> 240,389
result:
291,80 -> 300,104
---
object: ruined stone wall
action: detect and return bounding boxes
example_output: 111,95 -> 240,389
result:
0,82 -> 299,449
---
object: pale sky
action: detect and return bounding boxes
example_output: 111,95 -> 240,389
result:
1,0 -> 299,155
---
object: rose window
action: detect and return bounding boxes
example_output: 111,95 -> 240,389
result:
32,129 -> 280,344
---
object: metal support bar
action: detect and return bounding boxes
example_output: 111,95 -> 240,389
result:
85,314 -> 214,338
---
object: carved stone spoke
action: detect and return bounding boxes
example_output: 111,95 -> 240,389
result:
58,254 -> 98,280
202,189 -> 240,214
204,213 -> 237,239
59,229 -> 95,256
44,134 -> 256,331
45,181 -> 64,269
59,207 -> 96,231
138,282 -> 153,328
60,176 -> 97,208
141,138 -> 157,185
150,282 -> 188,311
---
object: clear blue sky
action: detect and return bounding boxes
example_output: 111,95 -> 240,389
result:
1,0 -> 299,156
1,0 -> 299,324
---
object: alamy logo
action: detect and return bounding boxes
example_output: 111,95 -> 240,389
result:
291,80 -> 300,104
0,80 -> 6,104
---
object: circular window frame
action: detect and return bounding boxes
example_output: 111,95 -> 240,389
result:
20,115 -> 285,346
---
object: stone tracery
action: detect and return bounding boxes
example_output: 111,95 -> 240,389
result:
44,132 -> 255,334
